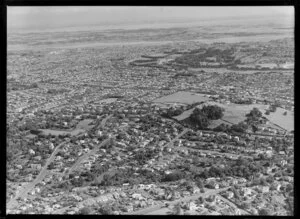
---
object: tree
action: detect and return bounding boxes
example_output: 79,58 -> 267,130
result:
98,204 -> 113,215
101,174 -> 111,186
196,179 -> 204,189
247,107 -> 262,118
283,111 -> 287,116
201,105 -> 225,120
266,175 -> 274,184
213,123 -> 229,132
79,207 -> 92,215
252,125 -> 259,133
259,208 -> 271,215
240,202 -> 250,210
246,108 -> 263,125
172,203 -> 182,215
231,122 -> 248,133
198,196 -> 204,204
31,82 -> 38,88
232,188 -> 241,200
189,111 -> 210,129
286,183 -> 293,192
260,178 -> 268,186
269,105 -> 277,113
163,171 -> 184,182
188,105 -> 225,130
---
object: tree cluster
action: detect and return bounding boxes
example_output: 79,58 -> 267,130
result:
134,148 -> 160,165
213,123 -> 231,132
246,107 -> 262,120
230,122 -> 248,133
174,47 -> 235,68
100,168 -> 162,186
196,158 -> 264,180
186,105 -> 225,129
162,170 -> 186,182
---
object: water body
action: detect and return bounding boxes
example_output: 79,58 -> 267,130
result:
7,32 -> 291,52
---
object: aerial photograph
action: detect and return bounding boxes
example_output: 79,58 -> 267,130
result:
6,6 -> 294,215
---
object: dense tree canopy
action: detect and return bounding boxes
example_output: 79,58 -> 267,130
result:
230,122 -> 248,133
187,105 -> 225,129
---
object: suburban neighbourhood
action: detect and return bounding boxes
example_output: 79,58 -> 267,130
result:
6,6 -> 294,215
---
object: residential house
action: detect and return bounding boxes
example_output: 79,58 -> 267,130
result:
190,186 -> 200,194
260,186 -> 270,193
132,193 -> 144,200
224,191 -> 234,199
238,178 -> 247,184
138,184 -> 145,189
207,180 -> 219,189
83,148 -> 90,153
233,136 -> 240,142
122,205 -> 133,213
279,151 -> 286,155
49,143 -> 54,150
55,156 -> 63,161
182,191 -> 190,196
265,150 -> 273,158
112,192 -> 120,200
240,188 -> 252,196
173,191 -> 181,199
30,164 -> 42,170
16,164 -> 23,170
231,179 -> 239,185
29,149 -> 35,155
271,182 -> 282,191
184,201 -> 198,211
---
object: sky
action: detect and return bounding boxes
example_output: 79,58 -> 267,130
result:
7,6 -> 294,32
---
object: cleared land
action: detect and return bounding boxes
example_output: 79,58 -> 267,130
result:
153,91 -> 210,105
157,91 -> 293,131
40,119 -> 94,136
264,107 -> 294,131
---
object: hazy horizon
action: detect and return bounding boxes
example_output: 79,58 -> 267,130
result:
8,6 -> 294,33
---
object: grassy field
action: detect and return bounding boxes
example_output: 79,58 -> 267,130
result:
264,107 -> 294,131
40,128 -> 85,136
99,98 -> 118,103
153,91 -> 210,105
203,101 -> 269,124
170,98 -> 270,125
75,119 -> 94,130
40,119 -> 94,136
173,108 -> 195,121
208,119 -> 232,129
156,90 -> 294,131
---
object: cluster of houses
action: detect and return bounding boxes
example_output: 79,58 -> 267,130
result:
7,39 -> 293,215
